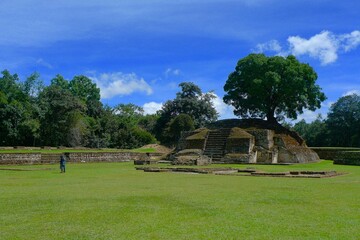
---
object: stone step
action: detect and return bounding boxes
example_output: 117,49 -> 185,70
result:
204,150 -> 223,153
204,153 -> 223,156
204,146 -> 224,149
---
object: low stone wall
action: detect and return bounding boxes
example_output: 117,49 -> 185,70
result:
0,152 -> 148,165
67,152 -> 144,163
0,153 -> 42,164
311,147 -> 360,160
334,151 -> 360,166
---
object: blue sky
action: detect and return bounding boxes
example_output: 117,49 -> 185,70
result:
1,0 -> 359,122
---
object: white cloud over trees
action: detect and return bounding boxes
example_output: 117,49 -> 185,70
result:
89,72 -> 153,99
256,30 -> 360,65
143,102 -> 163,115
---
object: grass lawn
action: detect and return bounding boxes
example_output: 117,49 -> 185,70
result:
1,160 -> 359,239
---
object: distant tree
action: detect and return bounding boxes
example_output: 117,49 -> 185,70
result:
114,103 -> 144,126
326,94 -> 360,147
138,114 -> 159,135
22,72 -> 44,97
223,54 -> 326,123
51,74 -> 69,90
69,75 -> 102,118
96,103 -> 157,149
293,115 -> 328,146
155,82 -> 218,144
0,70 -> 41,146
166,114 -> 195,145
38,85 -> 86,146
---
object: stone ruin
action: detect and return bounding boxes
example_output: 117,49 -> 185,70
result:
171,119 -> 320,165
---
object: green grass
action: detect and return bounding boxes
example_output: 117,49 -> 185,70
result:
1,160 -> 360,239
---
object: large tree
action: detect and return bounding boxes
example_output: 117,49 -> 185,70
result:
38,85 -> 86,146
0,70 -> 42,146
326,94 -> 360,147
223,54 -> 326,123
154,82 -> 218,144
69,75 -> 102,118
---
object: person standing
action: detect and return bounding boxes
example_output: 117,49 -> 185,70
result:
60,155 -> 66,173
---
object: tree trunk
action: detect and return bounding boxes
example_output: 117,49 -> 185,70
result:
266,111 -> 277,123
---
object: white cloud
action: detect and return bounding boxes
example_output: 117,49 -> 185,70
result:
341,30 -> 360,52
89,72 -> 153,99
255,30 -> 360,65
165,68 -> 181,77
36,58 -> 53,69
255,40 -> 282,53
294,110 -> 323,123
143,102 -> 163,115
288,31 -> 339,65
342,90 -> 360,96
291,100 -> 332,123
211,94 -> 236,119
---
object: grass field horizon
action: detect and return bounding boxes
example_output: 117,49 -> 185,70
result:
1,160 -> 359,239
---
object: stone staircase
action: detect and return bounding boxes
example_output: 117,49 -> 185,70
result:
203,128 -> 231,162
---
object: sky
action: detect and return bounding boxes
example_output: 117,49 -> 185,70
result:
1,0 -> 359,123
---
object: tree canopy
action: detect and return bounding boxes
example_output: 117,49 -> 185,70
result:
326,94 -> 360,147
223,54 -> 326,123
154,82 -> 218,145
0,70 -> 156,148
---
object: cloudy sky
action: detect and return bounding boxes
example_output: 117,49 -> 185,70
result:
1,0 -> 359,122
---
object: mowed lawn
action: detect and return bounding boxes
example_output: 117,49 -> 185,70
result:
1,161 -> 359,240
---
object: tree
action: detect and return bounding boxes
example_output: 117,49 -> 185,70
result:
51,74 -> 69,90
293,115 -> 328,146
0,70 -> 41,146
167,114 -> 195,144
138,114 -> 159,135
69,75 -> 102,118
38,85 -> 86,146
326,94 -> 360,147
22,72 -> 44,97
154,82 -> 218,144
113,103 -> 144,126
223,54 -> 326,123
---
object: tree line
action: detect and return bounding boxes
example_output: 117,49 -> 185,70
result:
0,70 -> 217,148
1,54 -> 359,148
292,94 -> 360,147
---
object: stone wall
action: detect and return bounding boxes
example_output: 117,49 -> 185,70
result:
310,147 -> 360,160
67,152 -> 143,163
0,153 -> 42,164
247,129 -> 274,150
278,146 -> 319,164
223,153 -> 256,163
225,138 -> 253,154
177,131 -> 195,150
334,151 -> 360,166
185,139 -> 206,150
0,152 -> 148,165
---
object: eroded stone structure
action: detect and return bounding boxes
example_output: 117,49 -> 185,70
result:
173,119 -> 319,165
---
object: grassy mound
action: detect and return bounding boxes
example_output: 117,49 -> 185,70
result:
228,127 -> 253,139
